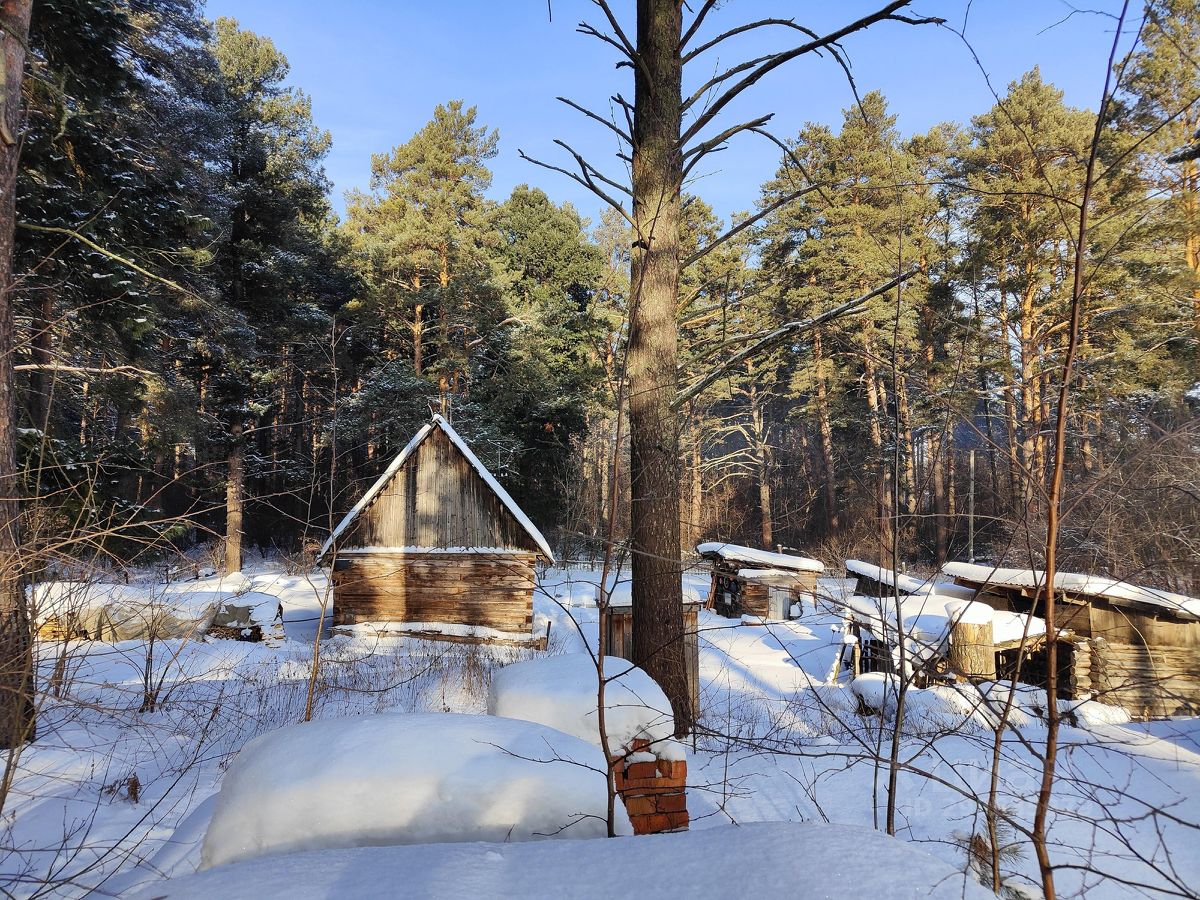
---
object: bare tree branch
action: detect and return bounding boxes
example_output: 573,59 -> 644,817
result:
678,0 -> 719,52
557,96 -> 632,144
680,2 -> 943,147
673,270 -> 920,409
682,182 -> 823,269
518,150 -> 634,225
683,18 -> 820,64
17,222 -> 199,301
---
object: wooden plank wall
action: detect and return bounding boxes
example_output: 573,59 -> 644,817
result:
708,564 -> 816,618
957,578 -> 1200,717
347,427 -> 538,553
604,605 -> 700,722
332,551 -> 537,633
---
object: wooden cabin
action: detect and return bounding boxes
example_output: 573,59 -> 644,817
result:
696,542 -> 823,619
944,562 -> 1200,717
603,589 -> 703,722
319,415 -> 554,642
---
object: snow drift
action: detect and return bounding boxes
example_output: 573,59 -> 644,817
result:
152,822 -> 992,899
487,653 -> 681,757
201,712 -> 630,869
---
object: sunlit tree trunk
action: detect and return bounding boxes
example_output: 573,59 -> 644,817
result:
225,422 -> 244,574
0,0 -> 35,751
629,0 -> 690,734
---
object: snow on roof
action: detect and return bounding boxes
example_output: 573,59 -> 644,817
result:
845,559 -> 976,601
319,415 -> 553,563
696,542 -> 824,574
943,562 -> 1200,620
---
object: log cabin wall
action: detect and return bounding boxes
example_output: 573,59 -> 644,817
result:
954,577 -> 1200,717
1086,605 -> 1200,717
332,551 -> 537,632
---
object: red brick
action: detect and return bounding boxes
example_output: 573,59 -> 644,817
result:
618,778 -> 674,793
655,793 -> 687,814
665,810 -> 690,829
625,761 -> 658,781
657,759 -> 687,780
631,739 -> 651,754
640,813 -> 674,834
622,795 -> 656,817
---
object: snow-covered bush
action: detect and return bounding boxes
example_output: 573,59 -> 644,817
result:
201,712 -> 630,868
487,653 -> 680,757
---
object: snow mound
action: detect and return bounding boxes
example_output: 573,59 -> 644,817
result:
488,653 -> 681,758
852,672 -> 901,712
201,712 -> 629,868
150,822 -> 992,900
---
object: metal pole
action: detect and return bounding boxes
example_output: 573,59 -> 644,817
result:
968,449 -> 976,563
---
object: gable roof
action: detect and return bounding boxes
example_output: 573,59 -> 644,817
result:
319,415 -> 554,563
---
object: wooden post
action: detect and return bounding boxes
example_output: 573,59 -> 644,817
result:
948,618 -> 996,681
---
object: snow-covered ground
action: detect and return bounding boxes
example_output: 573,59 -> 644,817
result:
139,822 -> 992,900
2,562 -> 1198,898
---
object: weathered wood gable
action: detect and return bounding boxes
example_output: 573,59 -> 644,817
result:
341,426 -> 540,553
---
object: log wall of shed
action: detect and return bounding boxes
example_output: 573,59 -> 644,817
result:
955,578 -> 1200,717
332,551 -> 537,633
346,427 -> 539,553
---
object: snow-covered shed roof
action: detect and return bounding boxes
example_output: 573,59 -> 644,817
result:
943,562 -> 1200,620
845,559 -> 976,602
696,542 -> 824,574
319,416 -> 553,563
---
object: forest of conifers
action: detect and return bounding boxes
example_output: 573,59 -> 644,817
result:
10,0 -> 1199,593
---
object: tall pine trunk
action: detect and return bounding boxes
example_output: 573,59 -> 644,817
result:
225,423 -> 244,574
813,329 -> 839,535
629,0 -> 690,735
0,0 -> 34,751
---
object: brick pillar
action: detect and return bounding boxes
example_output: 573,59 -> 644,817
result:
611,739 -> 688,834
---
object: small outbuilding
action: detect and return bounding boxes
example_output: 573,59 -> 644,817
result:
319,415 -> 554,642
944,562 -> 1200,717
697,542 -> 823,619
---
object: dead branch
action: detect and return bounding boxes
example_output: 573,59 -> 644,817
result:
680,2 -> 943,147
682,182 -> 823,269
672,270 -> 920,409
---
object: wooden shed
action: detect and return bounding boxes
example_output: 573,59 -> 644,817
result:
319,415 -> 554,642
696,542 -> 823,620
602,589 -> 703,723
944,562 -> 1200,718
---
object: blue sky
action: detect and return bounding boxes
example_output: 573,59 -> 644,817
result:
202,1 -> 1126,227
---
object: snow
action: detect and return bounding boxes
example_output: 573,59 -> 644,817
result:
146,822 -> 992,900
944,598 -> 995,626
839,592 -> 1048,666
696,541 -> 824,573
201,712 -> 629,869
846,559 -> 976,601
10,560 -> 1200,899
319,415 -> 554,563
943,562 -> 1200,619
487,653 -> 680,757
334,620 -> 546,643
990,610 -> 1046,645
335,546 -> 533,555
853,672 -> 900,712
28,573 -> 259,640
